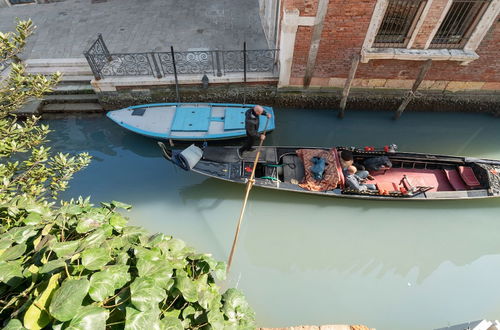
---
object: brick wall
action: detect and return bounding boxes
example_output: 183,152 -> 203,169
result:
284,0 -> 500,87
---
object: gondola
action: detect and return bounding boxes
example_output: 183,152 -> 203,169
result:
158,143 -> 500,200
107,103 -> 275,141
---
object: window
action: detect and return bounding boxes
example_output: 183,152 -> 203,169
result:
373,0 -> 427,48
430,0 -> 491,48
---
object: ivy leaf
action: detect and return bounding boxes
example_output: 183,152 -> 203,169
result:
125,306 -> 160,330
89,265 -> 130,301
174,270 -> 198,303
111,201 -> 132,210
130,277 -> 166,312
50,240 -> 80,258
207,310 -> 225,330
0,260 -> 23,285
23,273 -> 61,330
136,254 -> 173,289
2,319 -> 26,330
76,212 -> 105,233
109,213 -> 127,231
66,305 -> 109,330
122,226 -> 149,244
23,212 -> 42,225
59,204 -> 83,216
221,288 -> 256,328
79,226 -> 112,250
49,278 -> 90,322
39,259 -> 66,274
159,316 -> 183,330
0,243 -> 26,261
81,248 -> 111,270
5,226 -> 38,244
0,238 -> 13,250
214,262 -> 227,281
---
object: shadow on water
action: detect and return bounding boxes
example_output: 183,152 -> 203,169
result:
181,177 -> 500,284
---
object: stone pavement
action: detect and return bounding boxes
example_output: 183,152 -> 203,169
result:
0,0 -> 268,60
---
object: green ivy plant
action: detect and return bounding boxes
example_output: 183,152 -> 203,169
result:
0,198 -> 255,329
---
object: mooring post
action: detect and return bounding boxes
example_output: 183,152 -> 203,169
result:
394,59 -> 432,120
338,53 -> 360,119
171,46 -> 180,103
243,41 -> 247,105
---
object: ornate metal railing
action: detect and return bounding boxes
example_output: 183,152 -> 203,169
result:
84,34 -> 279,80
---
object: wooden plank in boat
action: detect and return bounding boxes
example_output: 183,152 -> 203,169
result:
171,107 -> 211,131
224,108 -> 247,130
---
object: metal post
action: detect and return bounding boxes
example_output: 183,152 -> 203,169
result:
394,59 -> 432,120
338,54 -> 360,119
150,52 -> 162,79
171,46 -> 180,103
215,51 -> 222,77
243,42 -> 247,105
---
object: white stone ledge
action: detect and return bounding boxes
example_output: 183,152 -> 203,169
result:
91,73 -> 278,92
361,48 -> 479,65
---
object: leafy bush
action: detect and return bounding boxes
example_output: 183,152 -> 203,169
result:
0,197 -> 255,329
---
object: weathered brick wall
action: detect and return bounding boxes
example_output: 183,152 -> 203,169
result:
285,0 -> 500,86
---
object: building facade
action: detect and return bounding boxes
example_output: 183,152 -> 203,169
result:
273,0 -> 500,92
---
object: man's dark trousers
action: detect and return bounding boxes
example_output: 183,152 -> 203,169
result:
239,134 -> 256,153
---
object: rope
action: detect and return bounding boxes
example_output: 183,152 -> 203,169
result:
226,117 -> 270,275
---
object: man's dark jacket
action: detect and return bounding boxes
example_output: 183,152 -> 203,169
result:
244,108 -> 267,138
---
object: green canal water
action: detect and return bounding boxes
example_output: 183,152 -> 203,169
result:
45,109 -> 500,330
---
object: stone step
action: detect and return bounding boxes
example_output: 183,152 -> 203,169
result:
52,84 -> 94,94
43,94 -> 99,103
60,75 -> 94,83
42,102 -> 103,113
14,99 -> 42,116
25,58 -> 89,68
26,66 -> 93,76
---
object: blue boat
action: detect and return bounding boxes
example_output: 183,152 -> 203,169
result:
106,103 -> 275,141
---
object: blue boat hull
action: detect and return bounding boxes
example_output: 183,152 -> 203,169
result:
106,103 -> 275,141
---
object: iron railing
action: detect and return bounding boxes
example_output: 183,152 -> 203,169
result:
373,0 -> 427,48
429,0 -> 491,49
84,34 -> 279,80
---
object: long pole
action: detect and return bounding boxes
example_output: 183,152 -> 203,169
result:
243,41 -> 247,105
394,59 -> 432,119
227,117 -> 270,274
171,46 -> 180,103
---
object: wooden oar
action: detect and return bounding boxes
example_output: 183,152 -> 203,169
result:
226,117 -> 270,274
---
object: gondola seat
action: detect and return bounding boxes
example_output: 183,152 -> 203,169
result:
458,166 -> 481,188
282,155 -> 305,183
443,169 -> 468,191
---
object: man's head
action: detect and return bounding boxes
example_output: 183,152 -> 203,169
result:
347,165 -> 357,175
253,105 -> 264,115
340,150 -> 353,162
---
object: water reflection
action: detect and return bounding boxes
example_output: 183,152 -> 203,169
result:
44,109 -> 500,330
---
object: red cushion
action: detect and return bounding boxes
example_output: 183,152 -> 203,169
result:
458,166 -> 480,187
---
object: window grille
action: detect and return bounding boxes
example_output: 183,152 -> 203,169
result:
373,0 -> 427,48
430,0 -> 491,49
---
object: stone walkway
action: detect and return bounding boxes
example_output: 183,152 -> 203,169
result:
0,0 -> 268,60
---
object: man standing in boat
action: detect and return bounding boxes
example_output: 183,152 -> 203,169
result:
238,105 -> 272,157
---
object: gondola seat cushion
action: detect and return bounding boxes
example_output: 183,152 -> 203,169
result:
296,148 -> 340,191
458,166 -> 481,187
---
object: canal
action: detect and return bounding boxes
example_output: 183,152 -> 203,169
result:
46,109 -> 500,330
